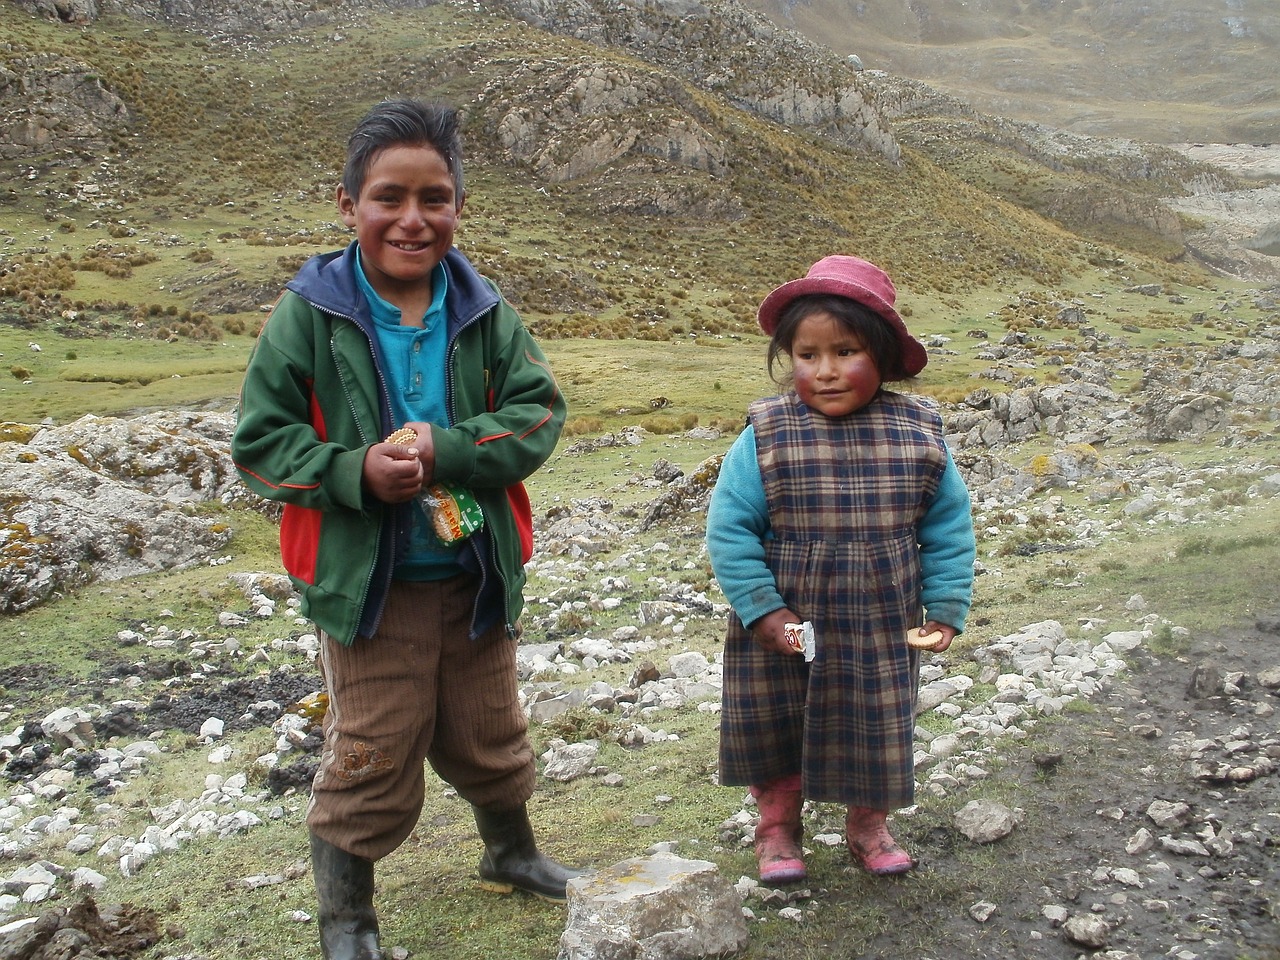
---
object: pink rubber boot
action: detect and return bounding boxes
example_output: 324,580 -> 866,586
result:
845,805 -> 913,875
749,775 -> 806,884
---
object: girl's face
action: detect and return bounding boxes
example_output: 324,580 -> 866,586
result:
789,310 -> 883,418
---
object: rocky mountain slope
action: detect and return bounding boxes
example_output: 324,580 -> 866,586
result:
740,0 -> 1280,145
3,0 -> 1277,302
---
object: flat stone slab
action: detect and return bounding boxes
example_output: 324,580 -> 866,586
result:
558,853 -> 748,960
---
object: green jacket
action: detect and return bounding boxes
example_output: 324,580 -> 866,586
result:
231,243 -> 566,645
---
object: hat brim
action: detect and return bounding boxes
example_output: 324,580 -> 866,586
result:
757,277 -> 928,378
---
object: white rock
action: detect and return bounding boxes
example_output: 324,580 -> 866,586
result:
71,866 -> 108,889
954,799 -> 1018,844
199,717 -> 226,739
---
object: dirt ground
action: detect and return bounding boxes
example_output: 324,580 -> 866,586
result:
3,613 -> 1277,960
844,608 -> 1280,960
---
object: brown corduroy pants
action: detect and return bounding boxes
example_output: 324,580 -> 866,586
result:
306,576 -> 536,861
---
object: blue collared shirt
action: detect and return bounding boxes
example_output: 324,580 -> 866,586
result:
355,253 -> 462,578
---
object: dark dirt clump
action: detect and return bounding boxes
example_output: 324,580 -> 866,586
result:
267,756 -> 320,796
143,668 -> 321,734
0,663 -> 68,698
0,897 -> 167,960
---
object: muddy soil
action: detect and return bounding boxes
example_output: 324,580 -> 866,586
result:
848,610 -> 1280,960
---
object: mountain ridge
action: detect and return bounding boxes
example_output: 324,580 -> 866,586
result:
1,0 -> 1276,379
740,0 -> 1280,145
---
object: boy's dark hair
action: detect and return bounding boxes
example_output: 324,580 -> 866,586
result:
342,99 -> 464,208
766,293 -> 906,386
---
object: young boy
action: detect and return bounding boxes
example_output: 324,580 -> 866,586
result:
231,99 -> 575,960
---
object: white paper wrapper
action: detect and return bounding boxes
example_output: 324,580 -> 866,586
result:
784,621 -> 816,662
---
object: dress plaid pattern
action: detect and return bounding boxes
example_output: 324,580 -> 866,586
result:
719,390 -> 948,807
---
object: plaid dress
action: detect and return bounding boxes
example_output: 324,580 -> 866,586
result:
719,390 -> 948,808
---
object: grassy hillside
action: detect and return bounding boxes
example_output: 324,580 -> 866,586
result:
0,1 -> 1238,427
742,0 -> 1280,144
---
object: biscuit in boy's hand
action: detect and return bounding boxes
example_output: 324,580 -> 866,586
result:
385,427 -> 418,445
906,627 -> 945,650
422,482 -> 485,543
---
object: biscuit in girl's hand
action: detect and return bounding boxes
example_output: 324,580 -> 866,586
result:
906,627 -> 945,650
385,427 -> 418,445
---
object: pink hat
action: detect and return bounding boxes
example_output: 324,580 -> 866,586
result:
757,255 -> 928,377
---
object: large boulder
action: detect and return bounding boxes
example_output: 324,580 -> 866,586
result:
0,412 -> 241,612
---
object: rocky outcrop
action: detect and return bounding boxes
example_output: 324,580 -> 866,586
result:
1043,183 -> 1185,248
480,0 -> 901,163
12,0 -> 99,23
0,412 -> 242,613
96,0 -> 360,32
1169,181 -> 1280,283
480,60 -> 729,183
0,54 -> 129,159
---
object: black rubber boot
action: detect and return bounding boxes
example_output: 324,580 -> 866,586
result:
310,832 -> 384,960
473,803 -> 584,902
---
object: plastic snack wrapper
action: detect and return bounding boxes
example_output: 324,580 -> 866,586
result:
421,482 -> 485,544
783,621 -> 816,662
381,429 -> 484,544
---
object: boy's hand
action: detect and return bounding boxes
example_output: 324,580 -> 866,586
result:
400,421 -> 436,485
363,442 -> 425,503
751,607 -> 804,656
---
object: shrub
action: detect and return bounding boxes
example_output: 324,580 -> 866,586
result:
563,416 -> 603,436
643,415 -> 682,434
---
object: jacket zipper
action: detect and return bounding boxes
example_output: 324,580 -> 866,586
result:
448,302 -> 515,640
325,306 -> 397,641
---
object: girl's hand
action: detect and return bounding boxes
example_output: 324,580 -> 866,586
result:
913,620 -> 959,653
363,442 -> 424,503
751,608 -> 804,656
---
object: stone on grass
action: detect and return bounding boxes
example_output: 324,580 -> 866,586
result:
954,799 -> 1017,844
557,853 -> 748,960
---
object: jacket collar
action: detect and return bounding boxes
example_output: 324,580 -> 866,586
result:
288,241 -> 500,337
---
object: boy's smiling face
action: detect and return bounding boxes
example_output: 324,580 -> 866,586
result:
336,143 -> 462,304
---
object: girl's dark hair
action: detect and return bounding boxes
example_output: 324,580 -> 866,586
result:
766,294 -> 906,386
342,99 -> 464,207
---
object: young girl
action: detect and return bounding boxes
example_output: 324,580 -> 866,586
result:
706,255 -> 975,883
